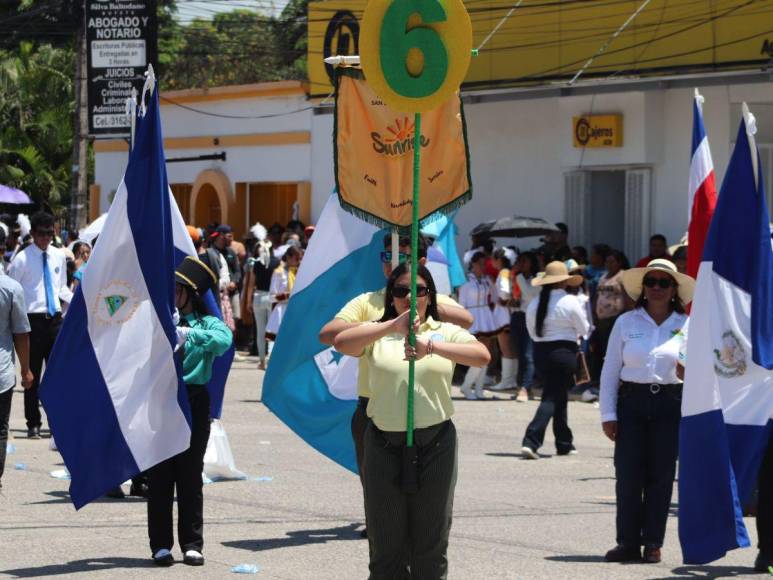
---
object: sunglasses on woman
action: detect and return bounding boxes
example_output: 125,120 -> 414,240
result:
381,251 -> 410,264
643,277 -> 675,289
392,285 -> 429,298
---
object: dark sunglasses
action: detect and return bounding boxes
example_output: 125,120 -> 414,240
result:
393,285 -> 429,298
643,277 -> 675,289
381,251 -> 410,264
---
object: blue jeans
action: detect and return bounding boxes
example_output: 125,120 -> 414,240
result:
510,312 -> 534,388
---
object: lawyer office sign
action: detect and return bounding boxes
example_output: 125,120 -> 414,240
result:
86,0 -> 157,136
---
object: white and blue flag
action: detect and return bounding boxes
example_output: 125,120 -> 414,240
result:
422,210 -> 466,292
263,194 -> 386,472
679,104 -> 773,564
40,79 -> 192,509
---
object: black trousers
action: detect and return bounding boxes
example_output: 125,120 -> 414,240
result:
0,387 -> 12,482
147,385 -> 211,554
614,383 -> 681,548
27,313 -> 62,429
351,397 -> 370,481
758,437 -> 773,556
363,420 -> 457,580
522,341 -> 577,453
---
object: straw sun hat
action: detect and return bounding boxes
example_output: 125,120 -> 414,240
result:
532,261 -> 584,287
621,258 -> 696,304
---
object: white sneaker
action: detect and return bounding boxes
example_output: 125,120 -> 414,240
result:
521,446 -> 539,460
233,354 -> 247,362
183,550 -> 204,566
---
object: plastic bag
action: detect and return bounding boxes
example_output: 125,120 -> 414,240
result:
203,420 -> 247,481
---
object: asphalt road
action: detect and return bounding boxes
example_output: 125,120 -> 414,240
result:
0,357 -> 763,579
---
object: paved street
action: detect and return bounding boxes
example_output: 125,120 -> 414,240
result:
0,358 -> 763,579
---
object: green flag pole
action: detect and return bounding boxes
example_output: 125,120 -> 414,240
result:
407,111 -> 422,448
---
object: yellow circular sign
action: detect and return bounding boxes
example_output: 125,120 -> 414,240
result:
360,0 -> 472,113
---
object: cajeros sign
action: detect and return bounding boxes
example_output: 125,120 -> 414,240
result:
573,115 -> 623,148
86,0 -> 157,136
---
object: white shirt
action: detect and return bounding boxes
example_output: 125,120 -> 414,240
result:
8,244 -> 72,314
599,308 -> 688,422
516,273 -> 541,311
526,289 -> 589,343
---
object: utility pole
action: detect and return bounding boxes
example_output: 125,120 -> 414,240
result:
70,1 -> 89,232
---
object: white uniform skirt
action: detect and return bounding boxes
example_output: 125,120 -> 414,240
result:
266,302 -> 288,337
468,304 -> 499,336
492,304 -> 511,333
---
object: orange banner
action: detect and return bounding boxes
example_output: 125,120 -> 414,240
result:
335,68 -> 471,229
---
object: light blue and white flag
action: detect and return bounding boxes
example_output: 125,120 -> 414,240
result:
679,104 -> 773,564
263,194 -> 386,472
40,77 -> 191,509
422,210 -> 466,290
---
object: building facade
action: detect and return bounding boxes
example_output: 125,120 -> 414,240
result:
94,73 -> 773,262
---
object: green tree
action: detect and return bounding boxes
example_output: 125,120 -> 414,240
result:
0,42 -> 75,208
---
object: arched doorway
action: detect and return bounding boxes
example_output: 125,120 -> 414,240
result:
194,183 -> 222,225
190,169 -> 232,227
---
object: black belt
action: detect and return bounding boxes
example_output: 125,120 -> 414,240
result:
372,419 -> 450,448
28,312 -> 61,320
620,381 -> 682,395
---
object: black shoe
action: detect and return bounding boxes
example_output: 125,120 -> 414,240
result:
129,482 -> 149,498
105,486 -> 125,499
604,544 -> 641,562
754,551 -> 773,572
27,426 -> 40,439
152,549 -> 174,567
359,528 -> 368,539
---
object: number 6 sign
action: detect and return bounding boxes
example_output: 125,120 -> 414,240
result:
360,0 -> 472,113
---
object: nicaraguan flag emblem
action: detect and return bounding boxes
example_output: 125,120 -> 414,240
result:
94,281 -> 138,324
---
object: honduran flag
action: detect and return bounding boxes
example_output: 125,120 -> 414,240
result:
40,73 -> 192,509
687,89 -> 718,280
263,194 -> 386,472
679,104 -> 773,564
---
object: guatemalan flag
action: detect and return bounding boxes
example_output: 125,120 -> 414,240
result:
678,104 -> 773,564
40,73 -> 193,509
687,89 -> 718,280
263,194 -> 386,472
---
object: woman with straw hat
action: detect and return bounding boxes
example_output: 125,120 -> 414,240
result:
520,261 -> 589,459
599,258 -> 695,564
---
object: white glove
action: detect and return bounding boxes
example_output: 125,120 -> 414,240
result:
172,308 -> 180,326
175,326 -> 191,350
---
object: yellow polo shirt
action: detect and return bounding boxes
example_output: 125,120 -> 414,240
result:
334,288 -> 462,397
362,317 -> 477,431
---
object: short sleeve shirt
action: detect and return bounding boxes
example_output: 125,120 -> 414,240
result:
0,275 -> 31,393
335,288 -> 462,397
364,317 -> 477,431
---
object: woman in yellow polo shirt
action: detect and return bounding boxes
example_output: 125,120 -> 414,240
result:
335,263 -> 490,580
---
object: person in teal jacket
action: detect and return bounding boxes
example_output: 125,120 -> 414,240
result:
148,256 -> 232,567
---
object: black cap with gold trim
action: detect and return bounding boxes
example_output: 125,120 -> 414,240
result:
175,256 -> 217,296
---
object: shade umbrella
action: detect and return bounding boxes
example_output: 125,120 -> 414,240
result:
471,216 -> 560,238
0,185 -> 32,204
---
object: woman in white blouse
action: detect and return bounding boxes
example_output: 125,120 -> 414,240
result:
266,245 -> 302,338
599,259 -> 695,565
521,261 -> 589,459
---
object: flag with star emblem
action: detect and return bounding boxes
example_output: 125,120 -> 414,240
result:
263,193 -> 386,472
